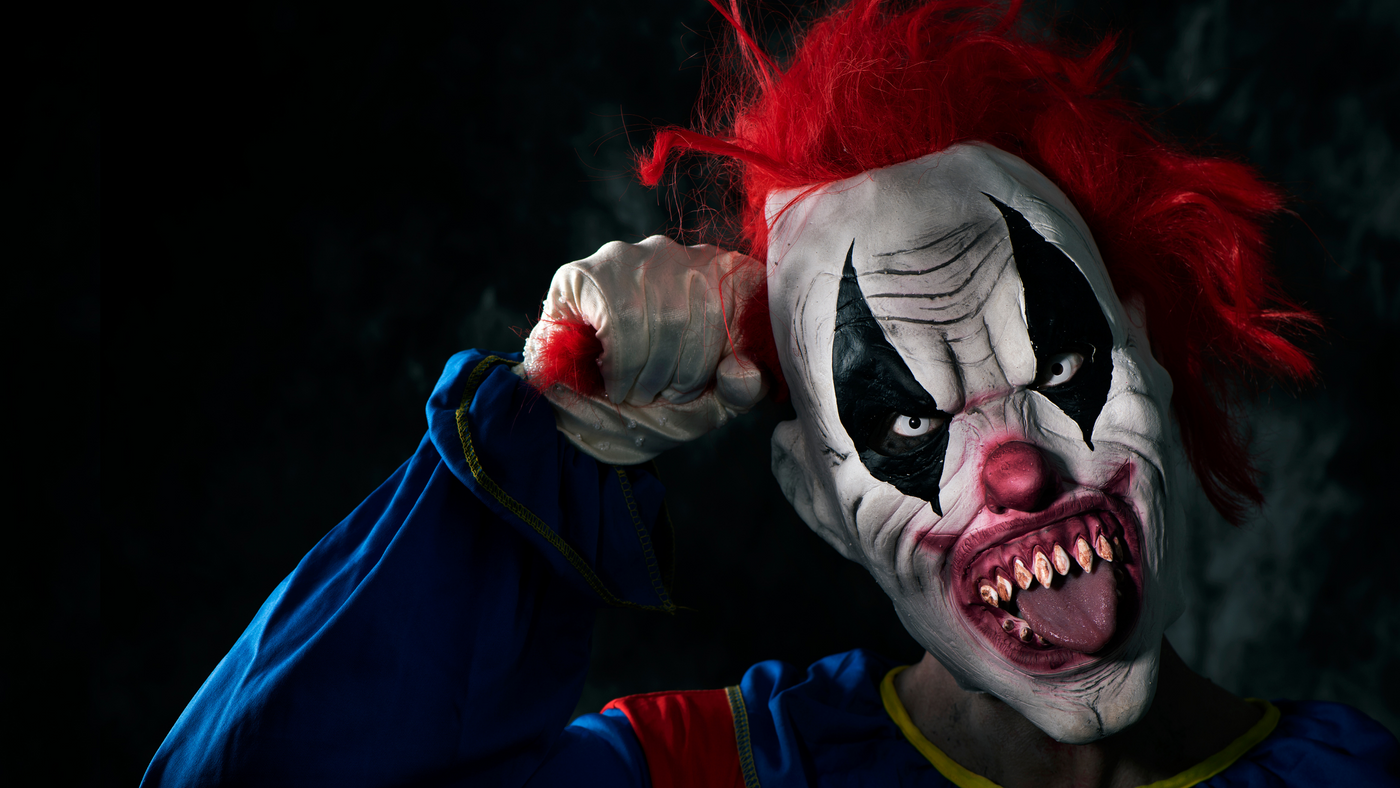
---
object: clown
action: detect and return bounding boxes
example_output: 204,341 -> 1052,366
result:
764,144 -> 1175,744
142,2 -> 1397,787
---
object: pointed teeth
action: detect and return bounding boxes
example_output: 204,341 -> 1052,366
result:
1051,543 -> 1071,575
1013,558 -> 1034,590
1075,536 -> 1094,571
979,583 -> 1000,607
995,573 -> 1013,602
1095,533 -> 1115,562
1032,550 -> 1053,587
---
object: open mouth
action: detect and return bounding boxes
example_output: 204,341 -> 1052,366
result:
949,494 -> 1143,672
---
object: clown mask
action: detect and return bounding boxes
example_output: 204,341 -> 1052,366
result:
767,143 -> 1188,743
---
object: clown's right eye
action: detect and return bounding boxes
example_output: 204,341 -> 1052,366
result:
872,413 -> 946,456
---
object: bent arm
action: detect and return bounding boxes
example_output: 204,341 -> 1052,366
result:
142,351 -> 669,788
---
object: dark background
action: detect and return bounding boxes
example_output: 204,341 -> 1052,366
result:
84,0 -> 1400,785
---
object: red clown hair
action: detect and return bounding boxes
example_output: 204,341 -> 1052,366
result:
538,0 -> 1318,524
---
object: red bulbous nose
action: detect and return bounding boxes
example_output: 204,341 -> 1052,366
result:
981,441 -> 1060,514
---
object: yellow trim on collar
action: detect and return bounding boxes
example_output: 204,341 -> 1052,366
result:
879,666 -> 1280,788
880,666 -> 1002,788
1137,698 -> 1279,788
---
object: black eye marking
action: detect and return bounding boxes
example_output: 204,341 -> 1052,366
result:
832,240 -> 951,514
985,195 -> 1114,449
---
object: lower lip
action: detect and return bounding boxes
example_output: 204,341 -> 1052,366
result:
948,504 -> 1144,673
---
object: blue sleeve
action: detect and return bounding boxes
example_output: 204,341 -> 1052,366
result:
141,351 -> 666,788
524,710 -> 652,788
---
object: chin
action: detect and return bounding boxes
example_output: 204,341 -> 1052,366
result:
1006,646 -> 1163,744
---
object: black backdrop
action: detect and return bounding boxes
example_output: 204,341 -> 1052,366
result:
97,1 -> 1400,785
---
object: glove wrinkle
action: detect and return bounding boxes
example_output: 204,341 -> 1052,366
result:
523,236 -> 766,463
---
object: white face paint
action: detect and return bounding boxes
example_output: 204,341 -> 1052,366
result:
766,143 -> 1187,743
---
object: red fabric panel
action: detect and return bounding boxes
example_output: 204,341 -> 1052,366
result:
603,689 -> 744,788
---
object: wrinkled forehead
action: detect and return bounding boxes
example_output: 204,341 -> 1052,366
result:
765,143 -> 1125,346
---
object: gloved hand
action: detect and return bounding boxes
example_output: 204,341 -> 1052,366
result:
520,235 -> 767,464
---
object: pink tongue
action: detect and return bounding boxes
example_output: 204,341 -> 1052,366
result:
1015,564 -> 1118,653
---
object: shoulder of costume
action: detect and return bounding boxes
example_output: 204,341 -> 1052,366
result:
1211,699 -> 1400,787
597,650 -> 915,788
1268,699 -> 1399,756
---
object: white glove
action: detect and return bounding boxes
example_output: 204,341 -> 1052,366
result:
520,235 -> 767,464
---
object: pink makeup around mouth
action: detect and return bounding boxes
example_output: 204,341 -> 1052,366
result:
940,490 -> 1145,673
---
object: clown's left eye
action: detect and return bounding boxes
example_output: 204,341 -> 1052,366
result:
872,413 -> 947,455
1035,350 -> 1085,389
893,415 -> 935,437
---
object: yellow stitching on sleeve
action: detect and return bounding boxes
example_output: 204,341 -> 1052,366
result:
454,355 -> 671,613
614,466 -> 675,611
726,685 -> 761,788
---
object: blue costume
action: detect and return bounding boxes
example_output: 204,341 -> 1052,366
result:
142,351 -> 1400,787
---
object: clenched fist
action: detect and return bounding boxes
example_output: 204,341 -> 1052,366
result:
520,236 -> 768,464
